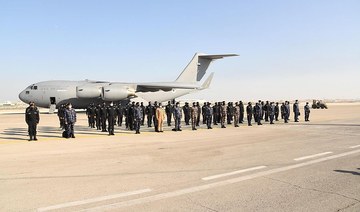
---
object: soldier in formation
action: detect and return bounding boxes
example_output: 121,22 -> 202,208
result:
172,102 -> 182,131
165,101 -> 173,126
304,102 -> 311,122
190,102 -> 198,130
246,102 -> 253,126
156,103 -> 165,132
293,100 -> 300,122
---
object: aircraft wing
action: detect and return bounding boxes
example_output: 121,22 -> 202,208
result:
135,82 -> 201,92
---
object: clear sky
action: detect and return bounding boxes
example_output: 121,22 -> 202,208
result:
1,0 -> 359,102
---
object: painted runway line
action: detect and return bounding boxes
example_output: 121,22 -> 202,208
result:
80,149 -> 360,212
349,144 -> 360,149
202,166 -> 267,181
36,188 -> 151,212
294,151 -> 333,161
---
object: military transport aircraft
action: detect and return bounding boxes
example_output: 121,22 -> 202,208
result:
19,53 -> 238,109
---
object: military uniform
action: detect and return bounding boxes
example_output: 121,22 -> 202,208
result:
304,103 -> 310,122
87,104 -> 96,128
116,104 -> 123,126
57,104 -> 65,129
246,103 -> 253,126
145,102 -> 154,127
213,102 -> 219,125
64,104 -> 77,138
95,104 -> 102,130
264,101 -> 270,122
183,103 -> 190,125
269,103 -> 275,124
156,104 -> 166,132
25,103 -> 40,141
201,103 -> 206,125
100,103 -> 107,132
282,102 -> 289,123
107,103 -> 116,135
153,102 -> 159,132
220,102 -> 227,128
293,101 -> 300,122
196,102 -> 201,126
239,101 -> 244,124
255,103 -> 262,125
205,103 -> 213,129
190,103 -> 198,130
165,101 -> 173,126
233,103 -> 240,127
133,103 -> 142,134
173,104 -> 182,131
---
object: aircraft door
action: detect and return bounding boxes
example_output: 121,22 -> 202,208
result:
49,97 -> 56,114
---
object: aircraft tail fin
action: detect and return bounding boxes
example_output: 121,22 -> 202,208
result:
199,73 -> 214,90
175,53 -> 238,83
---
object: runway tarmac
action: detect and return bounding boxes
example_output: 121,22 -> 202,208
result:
0,104 -> 359,211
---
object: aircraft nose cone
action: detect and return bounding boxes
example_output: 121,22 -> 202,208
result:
18,90 -> 27,103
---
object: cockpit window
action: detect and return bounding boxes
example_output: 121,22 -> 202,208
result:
25,91 -> 30,94
33,86 -> 38,90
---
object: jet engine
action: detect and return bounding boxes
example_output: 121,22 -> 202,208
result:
101,84 -> 136,101
76,85 -> 102,98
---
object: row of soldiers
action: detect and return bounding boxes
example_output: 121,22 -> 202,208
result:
82,100 -> 311,134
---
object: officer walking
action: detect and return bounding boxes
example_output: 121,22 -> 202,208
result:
165,101 -> 173,126
190,102 -> 198,130
304,102 -> 311,122
246,102 -> 253,126
64,103 -> 77,139
57,104 -> 65,129
156,103 -> 165,132
172,102 -> 182,131
293,100 -> 300,122
107,102 -> 116,135
25,102 -> 40,141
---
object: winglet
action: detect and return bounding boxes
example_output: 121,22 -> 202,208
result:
199,73 -> 214,90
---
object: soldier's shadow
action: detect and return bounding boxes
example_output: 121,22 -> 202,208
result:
334,169 -> 360,176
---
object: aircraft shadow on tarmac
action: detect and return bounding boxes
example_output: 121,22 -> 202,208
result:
334,169 -> 360,176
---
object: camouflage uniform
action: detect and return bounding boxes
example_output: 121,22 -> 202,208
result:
190,103 -> 198,130
233,103 -> 240,127
220,102 -> 227,128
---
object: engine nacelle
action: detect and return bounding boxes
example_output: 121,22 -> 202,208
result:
101,85 -> 136,101
76,85 -> 102,98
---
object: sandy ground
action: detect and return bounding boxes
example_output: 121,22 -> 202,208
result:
0,104 -> 359,212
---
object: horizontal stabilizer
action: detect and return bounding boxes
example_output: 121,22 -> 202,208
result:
199,54 -> 239,60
